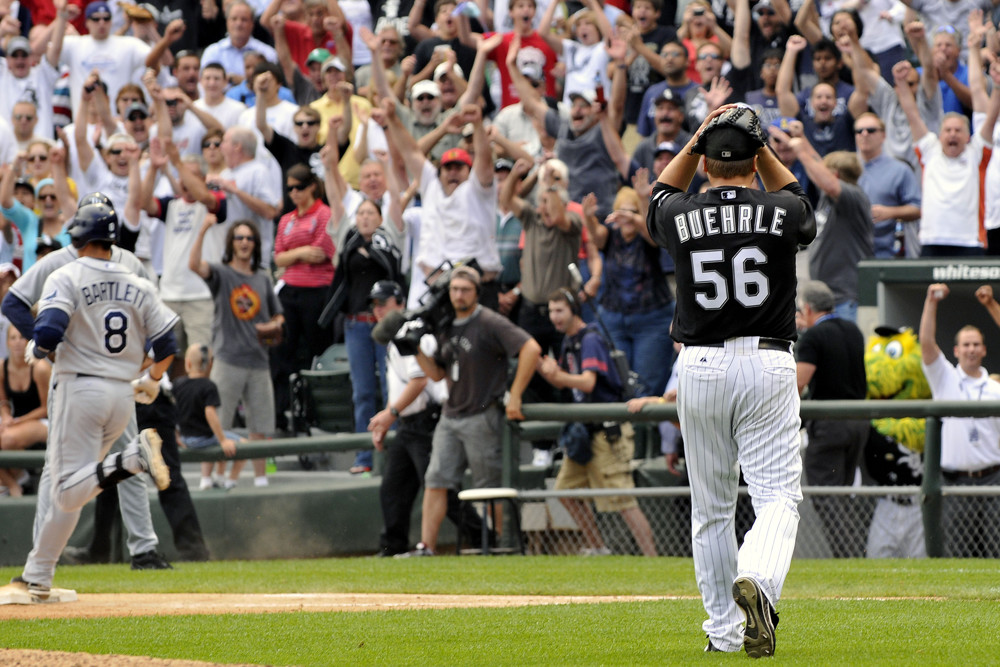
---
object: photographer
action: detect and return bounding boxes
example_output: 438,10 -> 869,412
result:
537,289 -> 657,557
366,281 -> 482,557
399,266 -> 541,556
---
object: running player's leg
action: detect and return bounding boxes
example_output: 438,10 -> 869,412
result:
113,415 -> 159,556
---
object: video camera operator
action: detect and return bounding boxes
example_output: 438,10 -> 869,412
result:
366,280 -> 483,557
395,266 -> 542,556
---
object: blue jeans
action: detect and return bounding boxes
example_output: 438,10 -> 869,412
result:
598,302 -> 676,396
344,317 -> 387,469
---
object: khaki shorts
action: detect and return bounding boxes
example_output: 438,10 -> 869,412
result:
555,422 -> 638,512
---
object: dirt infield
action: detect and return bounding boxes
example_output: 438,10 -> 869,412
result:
1,593 -> 671,666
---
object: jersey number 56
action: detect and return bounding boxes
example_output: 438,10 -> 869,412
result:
691,248 -> 769,310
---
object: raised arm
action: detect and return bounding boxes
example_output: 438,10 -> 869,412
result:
167,140 -> 217,209
794,0 -> 823,45
607,32 -> 627,132
658,105 -> 733,189
359,27 -> 397,102
894,60 -> 928,143
74,73 -> 100,173
784,129 -> 841,198
270,13 -> 299,96
407,0 -> 435,43
457,31 -> 504,108
259,0 -> 284,35
730,0 -> 751,71
145,19 -> 186,73
189,216 -> 214,279
975,284 -> 1000,331
320,127 -> 347,226
45,0 -> 74,69
381,96 -> 427,181
777,35 -> 806,117
904,21 -> 938,100
254,73 -> 277,144
499,158 -> 531,218
537,0 -> 565,54
48,139 -> 76,222
506,34 -> 551,123
581,192 -> 608,249
919,283 -> 946,365
123,144 -> 144,229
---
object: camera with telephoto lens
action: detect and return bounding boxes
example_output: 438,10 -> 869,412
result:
373,259 -> 481,356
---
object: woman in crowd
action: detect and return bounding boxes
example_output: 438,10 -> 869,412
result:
326,185 -> 402,474
583,182 -> 675,400
271,164 -> 335,434
0,327 -> 51,498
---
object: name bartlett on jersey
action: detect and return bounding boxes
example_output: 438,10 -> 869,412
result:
671,200 -> 788,244
77,279 -> 150,309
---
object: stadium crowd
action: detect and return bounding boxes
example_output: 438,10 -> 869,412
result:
2,0 -> 1000,558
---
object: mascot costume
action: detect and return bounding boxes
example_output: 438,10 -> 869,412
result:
864,325 -> 928,558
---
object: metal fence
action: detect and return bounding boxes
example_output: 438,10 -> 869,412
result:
3,400 -> 999,559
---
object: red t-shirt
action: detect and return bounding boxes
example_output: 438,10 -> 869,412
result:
274,199 -> 335,287
284,20 -> 354,75
488,31 -> 558,108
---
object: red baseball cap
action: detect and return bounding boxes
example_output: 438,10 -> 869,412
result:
441,148 -> 472,167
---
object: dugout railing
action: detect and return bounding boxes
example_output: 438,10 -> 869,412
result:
2,400 -> 998,557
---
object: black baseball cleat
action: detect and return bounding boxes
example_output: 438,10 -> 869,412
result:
733,576 -> 779,658
131,550 -> 173,570
705,638 -> 723,652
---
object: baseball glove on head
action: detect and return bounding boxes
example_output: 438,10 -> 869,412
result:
692,105 -> 769,161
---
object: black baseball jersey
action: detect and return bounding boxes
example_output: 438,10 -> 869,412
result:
648,181 -> 815,344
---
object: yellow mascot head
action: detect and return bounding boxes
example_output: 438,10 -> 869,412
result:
865,326 -> 929,455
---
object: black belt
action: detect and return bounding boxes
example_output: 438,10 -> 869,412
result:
521,298 -> 548,318
699,337 -> 793,353
943,463 -> 1000,480
398,404 -> 440,426
889,495 -> 914,506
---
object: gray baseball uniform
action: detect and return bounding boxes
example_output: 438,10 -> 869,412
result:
21,257 -> 177,588
5,246 -> 161,562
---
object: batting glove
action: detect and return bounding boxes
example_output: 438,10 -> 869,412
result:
131,371 -> 160,404
24,340 -> 49,365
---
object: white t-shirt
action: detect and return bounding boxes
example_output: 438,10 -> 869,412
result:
218,159 -> 281,267
414,160 -> 500,273
915,130 -> 991,248
922,354 -> 1000,471
150,112 -> 208,157
561,40 -> 610,106
237,99 -> 299,142
158,197 -> 216,301
339,0 -> 374,66
192,97 -> 247,129
0,59 -> 59,138
59,35 -> 151,113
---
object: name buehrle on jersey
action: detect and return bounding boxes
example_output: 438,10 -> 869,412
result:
670,200 -> 789,244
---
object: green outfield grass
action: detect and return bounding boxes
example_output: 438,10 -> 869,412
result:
2,558 -> 998,665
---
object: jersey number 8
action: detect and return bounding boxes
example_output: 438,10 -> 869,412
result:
691,247 -> 769,310
104,311 -> 129,354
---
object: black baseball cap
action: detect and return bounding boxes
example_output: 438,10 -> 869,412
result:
369,280 -> 404,303
703,126 -> 760,161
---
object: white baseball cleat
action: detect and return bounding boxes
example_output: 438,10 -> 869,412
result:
0,577 -> 76,604
136,428 -> 170,491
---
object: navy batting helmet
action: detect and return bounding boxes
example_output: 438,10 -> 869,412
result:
368,280 -> 404,304
77,191 -> 114,209
68,202 -> 118,249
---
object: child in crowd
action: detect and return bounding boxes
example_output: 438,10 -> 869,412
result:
173,344 -> 243,490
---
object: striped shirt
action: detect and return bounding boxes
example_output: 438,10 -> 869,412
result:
274,199 -> 335,288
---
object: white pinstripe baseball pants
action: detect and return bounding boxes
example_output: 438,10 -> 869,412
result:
677,337 -> 802,652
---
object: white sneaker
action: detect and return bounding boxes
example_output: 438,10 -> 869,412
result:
199,477 -> 214,491
222,479 -> 237,490
531,449 -> 553,467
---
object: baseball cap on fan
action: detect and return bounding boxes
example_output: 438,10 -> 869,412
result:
6,36 -> 30,56
307,48 -> 332,65
441,148 -> 472,167
322,56 -> 347,73
655,141 -> 680,156
85,1 -> 113,18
